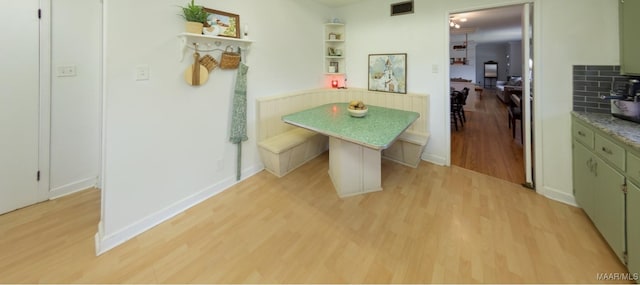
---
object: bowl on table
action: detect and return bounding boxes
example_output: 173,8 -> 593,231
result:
348,107 -> 368,117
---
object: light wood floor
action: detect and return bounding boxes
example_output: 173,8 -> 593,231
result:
0,154 -> 629,283
452,88 -> 526,184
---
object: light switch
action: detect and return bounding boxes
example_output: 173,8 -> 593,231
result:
432,64 -> 439,74
56,65 -> 76,77
135,65 -> 150,81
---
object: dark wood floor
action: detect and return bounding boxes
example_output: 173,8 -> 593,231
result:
451,88 -> 525,184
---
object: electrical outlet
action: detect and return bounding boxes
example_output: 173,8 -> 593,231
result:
135,65 -> 150,81
216,160 -> 224,171
56,65 -> 76,77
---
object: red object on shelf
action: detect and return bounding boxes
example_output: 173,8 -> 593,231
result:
331,80 -> 339,88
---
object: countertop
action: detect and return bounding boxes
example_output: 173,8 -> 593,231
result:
572,111 -> 640,152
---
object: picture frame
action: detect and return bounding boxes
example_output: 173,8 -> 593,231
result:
368,53 -> 407,94
203,8 -> 240,38
328,47 -> 336,56
330,61 -> 339,73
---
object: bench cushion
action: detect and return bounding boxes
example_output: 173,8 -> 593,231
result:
258,128 -> 317,154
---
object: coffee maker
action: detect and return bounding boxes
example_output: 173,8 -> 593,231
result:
628,79 -> 640,99
601,78 -> 640,123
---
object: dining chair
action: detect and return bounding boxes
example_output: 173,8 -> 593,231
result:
461,87 -> 469,122
451,91 -> 465,131
508,93 -> 523,142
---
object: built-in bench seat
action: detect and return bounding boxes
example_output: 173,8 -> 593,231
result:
257,128 -> 328,177
383,130 -> 430,168
256,88 -> 430,177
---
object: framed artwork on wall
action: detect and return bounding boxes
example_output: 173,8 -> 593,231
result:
203,8 -> 240,38
368,53 -> 407,94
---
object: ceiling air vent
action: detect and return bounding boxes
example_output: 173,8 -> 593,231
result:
391,1 -> 414,16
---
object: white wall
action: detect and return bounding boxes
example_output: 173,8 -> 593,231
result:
97,0 -> 332,254
536,0 -> 618,203
338,0 -> 619,204
50,0 -> 102,198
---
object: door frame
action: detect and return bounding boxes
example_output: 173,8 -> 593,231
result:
37,0 -> 52,201
521,3 -> 534,187
445,1 -> 542,190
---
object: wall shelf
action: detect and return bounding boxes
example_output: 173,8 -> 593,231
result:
324,23 -> 345,74
452,44 -> 467,51
177,32 -> 253,62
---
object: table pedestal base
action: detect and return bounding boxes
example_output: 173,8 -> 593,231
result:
328,137 -> 382,198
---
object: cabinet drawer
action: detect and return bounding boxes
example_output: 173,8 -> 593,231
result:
572,121 -> 594,149
595,133 -> 626,171
628,152 -> 640,184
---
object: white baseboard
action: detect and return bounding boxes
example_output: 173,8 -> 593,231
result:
49,176 -> 99,200
94,165 -> 263,256
422,152 -> 447,166
539,185 -> 577,207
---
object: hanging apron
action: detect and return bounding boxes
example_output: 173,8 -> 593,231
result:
229,62 -> 249,181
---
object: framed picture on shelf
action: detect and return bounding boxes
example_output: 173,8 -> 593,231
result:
368,53 -> 407,94
330,61 -> 339,73
328,47 -> 336,56
203,8 -> 240,38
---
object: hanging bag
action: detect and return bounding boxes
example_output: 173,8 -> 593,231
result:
219,46 -> 241,70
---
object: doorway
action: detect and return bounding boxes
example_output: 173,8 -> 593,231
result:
0,0 -> 51,214
448,3 -> 535,187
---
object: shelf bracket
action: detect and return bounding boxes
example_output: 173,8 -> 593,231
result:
178,36 -> 188,62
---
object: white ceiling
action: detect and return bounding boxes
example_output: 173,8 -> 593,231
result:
450,5 -> 523,43
452,5 -> 522,31
312,0 -> 365,8
312,1 -> 524,43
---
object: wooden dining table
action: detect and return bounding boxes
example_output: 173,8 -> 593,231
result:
282,102 -> 419,197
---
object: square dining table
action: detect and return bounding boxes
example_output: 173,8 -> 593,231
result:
282,102 -> 419,197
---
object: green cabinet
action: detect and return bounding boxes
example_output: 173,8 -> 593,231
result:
629,181 -> 640,277
591,154 -> 626,262
573,114 -> 640,281
573,141 -> 596,219
572,134 -> 626,262
620,0 -> 640,75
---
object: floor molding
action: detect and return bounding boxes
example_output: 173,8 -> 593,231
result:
422,152 -> 447,166
49,176 -> 98,200
95,165 -> 263,255
540,185 -> 578,207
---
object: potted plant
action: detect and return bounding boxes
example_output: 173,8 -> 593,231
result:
180,0 -> 208,34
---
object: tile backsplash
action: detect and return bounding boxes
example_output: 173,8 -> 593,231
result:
573,65 -> 627,114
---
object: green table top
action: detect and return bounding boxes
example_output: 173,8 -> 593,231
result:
282,103 -> 419,150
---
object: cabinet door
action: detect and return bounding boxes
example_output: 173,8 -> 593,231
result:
593,154 -> 627,263
628,182 -> 640,277
573,141 -> 596,218
620,0 -> 640,75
